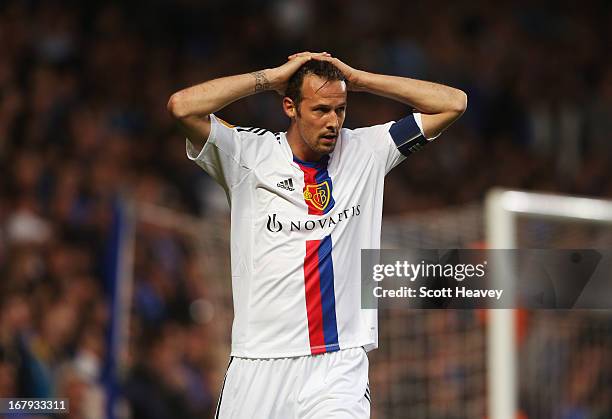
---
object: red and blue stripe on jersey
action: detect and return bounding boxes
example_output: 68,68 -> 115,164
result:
295,155 -> 338,354
304,235 -> 339,354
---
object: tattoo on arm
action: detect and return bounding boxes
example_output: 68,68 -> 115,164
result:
251,71 -> 270,93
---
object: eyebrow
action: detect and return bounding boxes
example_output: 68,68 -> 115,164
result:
312,103 -> 347,108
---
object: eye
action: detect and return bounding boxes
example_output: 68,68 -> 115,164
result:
336,107 -> 346,115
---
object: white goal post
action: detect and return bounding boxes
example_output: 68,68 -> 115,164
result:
484,189 -> 612,419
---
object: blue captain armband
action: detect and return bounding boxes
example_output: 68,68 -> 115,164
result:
388,114 -> 430,156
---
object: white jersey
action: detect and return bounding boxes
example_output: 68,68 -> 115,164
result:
187,112 -> 435,358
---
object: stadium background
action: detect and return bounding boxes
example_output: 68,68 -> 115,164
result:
0,0 -> 610,418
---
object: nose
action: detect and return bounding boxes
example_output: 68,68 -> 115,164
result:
326,112 -> 339,132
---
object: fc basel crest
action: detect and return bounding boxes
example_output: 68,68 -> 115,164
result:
303,181 -> 331,211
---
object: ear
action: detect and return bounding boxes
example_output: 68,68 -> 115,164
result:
282,97 -> 297,119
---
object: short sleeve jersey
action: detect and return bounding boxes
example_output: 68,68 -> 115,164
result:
187,113 -> 436,358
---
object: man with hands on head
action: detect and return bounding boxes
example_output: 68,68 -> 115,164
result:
168,51 -> 466,419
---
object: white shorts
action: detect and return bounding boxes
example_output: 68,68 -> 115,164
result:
215,347 -> 371,419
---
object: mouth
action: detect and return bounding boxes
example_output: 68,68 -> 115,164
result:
320,133 -> 337,143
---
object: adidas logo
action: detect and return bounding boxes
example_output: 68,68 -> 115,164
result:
277,178 -> 295,191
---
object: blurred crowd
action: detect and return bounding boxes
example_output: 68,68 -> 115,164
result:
519,312 -> 612,419
0,0 -> 610,418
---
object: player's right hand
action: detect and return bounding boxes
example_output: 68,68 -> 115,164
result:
267,52 -> 331,95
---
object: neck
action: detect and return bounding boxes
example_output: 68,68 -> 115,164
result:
286,124 -> 322,162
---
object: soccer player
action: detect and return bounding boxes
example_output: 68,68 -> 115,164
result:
168,51 -> 466,418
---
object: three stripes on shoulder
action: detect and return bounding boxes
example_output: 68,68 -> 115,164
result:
236,127 -> 270,136
236,126 -> 283,145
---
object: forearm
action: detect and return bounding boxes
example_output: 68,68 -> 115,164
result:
351,71 -> 466,115
167,70 -> 271,119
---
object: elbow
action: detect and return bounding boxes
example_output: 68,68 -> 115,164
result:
167,92 -> 189,119
452,89 -> 468,115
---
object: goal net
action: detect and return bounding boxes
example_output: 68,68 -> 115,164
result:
373,204 -> 487,419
